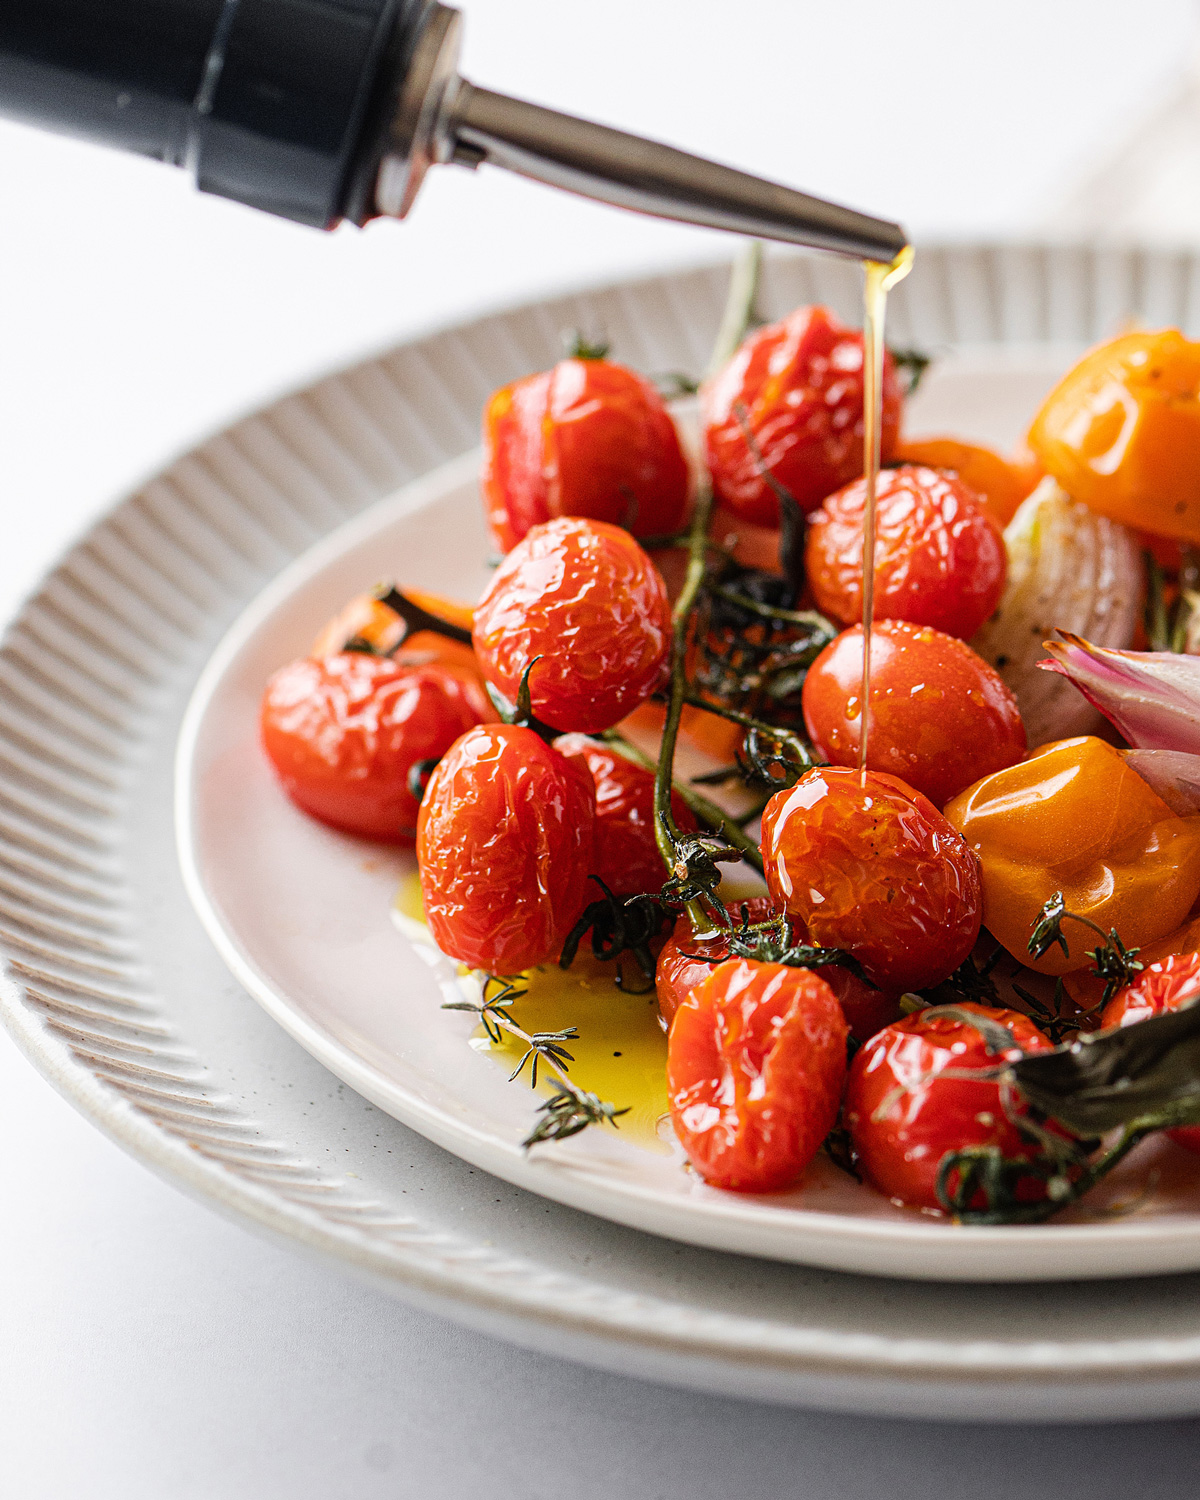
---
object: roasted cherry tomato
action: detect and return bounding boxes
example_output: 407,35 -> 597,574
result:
805,464 -> 1007,640
702,305 -> 902,526
655,904 -> 900,1041
1101,953 -> 1200,1155
1064,912 -> 1200,1010
416,724 -> 595,974
472,517 -> 671,734
261,654 -> 493,842
894,436 -> 1039,528
311,590 -> 483,682
1028,329 -> 1200,544
845,1003 -> 1054,1210
667,958 -> 848,1192
481,353 -> 690,554
802,621 -> 1026,808
554,735 -> 697,897
760,767 -> 983,992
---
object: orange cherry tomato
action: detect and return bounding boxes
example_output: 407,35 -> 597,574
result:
702,305 -> 902,526
473,518 -> 671,734
416,724 -> 595,974
667,958 -> 848,1192
1028,329 -> 1200,544
311,590 -> 483,681
554,735 -> 697,897
260,654 -> 494,842
481,355 -> 690,555
845,1003 -> 1054,1210
944,737 -> 1200,977
1100,953 -> 1200,1154
802,621 -> 1026,808
760,767 -> 983,992
895,436 -> 1039,527
805,464 -> 1007,640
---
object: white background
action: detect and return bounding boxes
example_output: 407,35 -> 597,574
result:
5,2 -> 1200,1494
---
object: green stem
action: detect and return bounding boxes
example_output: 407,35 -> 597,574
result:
680,690 -> 816,770
707,583 -> 831,631
706,240 -> 764,378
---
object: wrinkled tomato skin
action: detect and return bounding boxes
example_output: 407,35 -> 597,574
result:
473,517 -> 671,734
802,622 -> 1027,808
806,464 -> 1007,639
655,906 -> 900,1041
482,358 -> 690,554
667,958 -> 849,1192
416,724 -> 595,974
702,305 -> 901,526
260,654 -> 493,842
846,1003 -> 1053,1210
554,735 -> 696,897
1101,954 -> 1200,1155
760,767 -> 983,992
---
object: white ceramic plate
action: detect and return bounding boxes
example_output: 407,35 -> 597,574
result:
14,246 -> 1200,1418
176,309 -> 1200,1284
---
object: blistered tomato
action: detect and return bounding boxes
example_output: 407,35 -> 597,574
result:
1100,953 -> 1200,1154
894,437 -> 1039,528
481,355 -> 690,554
805,464 -> 1007,639
845,1003 -> 1054,1210
1028,329 -> 1200,544
702,305 -> 902,526
944,736 -> 1200,976
416,724 -> 595,974
261,654 -> 493,842
473,518 -> 671,734
802,621 -> 1026,808
760,767 -> 983,993
667,958 -> 848,1192
554,735 -> 697,897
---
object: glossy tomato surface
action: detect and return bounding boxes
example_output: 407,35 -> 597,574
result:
261,654 -> 493,842
895,436 -> 1039,527
1101,953 -> 1200,1155
802,621 -> 1027,808
845,1003 -> 1053,1210
473,517 -> 671,734
760,767 -> 983,992
481,356 -> 690,554
416,724 -> 595,974
805,464 -> 1007,639
554,735 -> 696,897
702,305 -> 901,526
667,958 -> 848,1192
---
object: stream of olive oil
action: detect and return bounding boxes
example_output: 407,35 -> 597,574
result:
858,246 -> 914,780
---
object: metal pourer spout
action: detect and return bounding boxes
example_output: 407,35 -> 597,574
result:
372,4 -> 907,263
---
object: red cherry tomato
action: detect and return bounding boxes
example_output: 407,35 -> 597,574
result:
260,654 -> 493,842
655,905 -> 900,1041
759,767 -> 983,992
482,356 -> 690,555
472,517 -> 671,734
1101,953 -> 1200,1155
667,958 -> 849,1191
802,621 -> 1027,808
805,464 -> 1007,639
416,724 -> 596,974
702,305 -> 902,527
554,735 -> 697,897
845,1003 -> 1054,1210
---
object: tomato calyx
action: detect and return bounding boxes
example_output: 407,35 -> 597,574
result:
558,877 -> 676,994
562,329 -> 611,362
688,903 -> 875,991
484,657 -> 562,746
1028,891 -> 1145,1005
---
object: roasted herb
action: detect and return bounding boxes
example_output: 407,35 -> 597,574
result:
559,878 -> 675,992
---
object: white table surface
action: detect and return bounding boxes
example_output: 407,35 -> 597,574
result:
5,3 -> 1200,1494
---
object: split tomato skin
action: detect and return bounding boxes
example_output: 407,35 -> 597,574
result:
260,654 -> 493,842
554,735 -> 696,897
703,304 -> 902,526
472,517 -> 672,734
1101,953 -> 1200,1155
482,356 -> 690,555
416,724 -> 596,974
802,621 -> 1027,808
667,958 -> 849,1192
759,767 -> 983,993
845,1003 -> 1054,1211
805,464 -> 1007,640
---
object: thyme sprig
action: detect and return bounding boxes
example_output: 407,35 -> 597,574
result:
559,878 -> 675,992
1028,891 -> 1143,1005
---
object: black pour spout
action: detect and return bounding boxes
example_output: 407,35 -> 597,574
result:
0,1 -> 906,259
